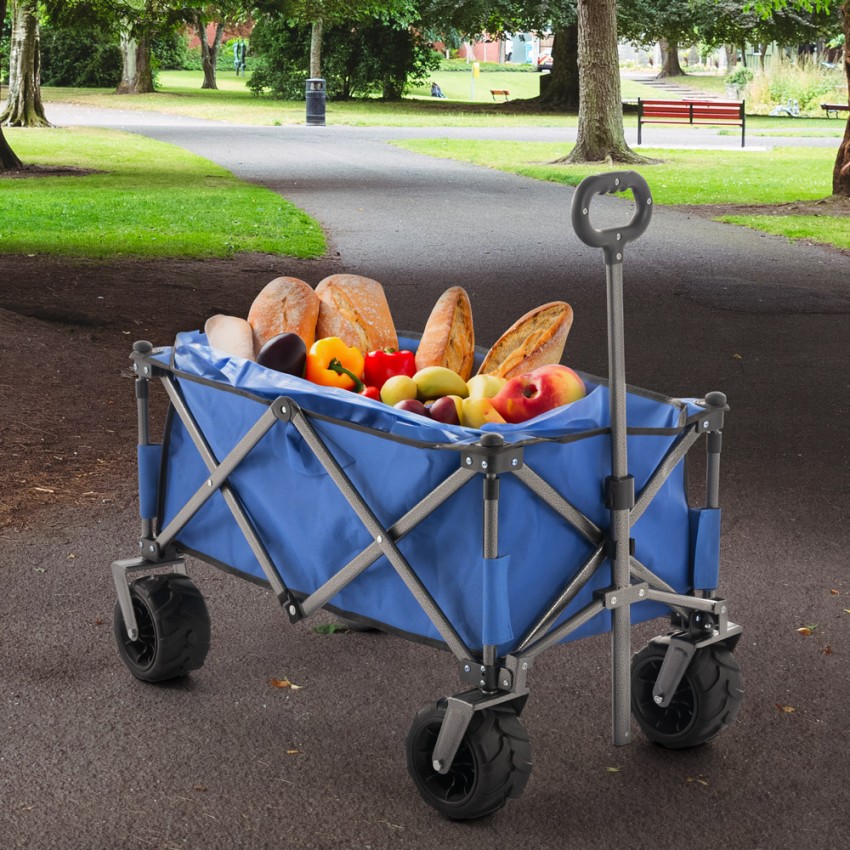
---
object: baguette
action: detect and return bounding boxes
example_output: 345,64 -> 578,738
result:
415,287 -> 475,380
247,277 -> 320,356
204,314 -> 255,361
478,302 -> 574,380
315,274 -> 398,354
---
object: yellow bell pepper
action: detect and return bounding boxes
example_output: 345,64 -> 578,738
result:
305,337 -> 366,390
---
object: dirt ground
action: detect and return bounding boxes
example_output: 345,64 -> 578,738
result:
2,194 -> 848,534
0,252 -> 342,533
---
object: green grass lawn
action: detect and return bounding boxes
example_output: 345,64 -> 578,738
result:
717,214 -> 850,250
393,139 -> 834,205
1,127 -> 326,259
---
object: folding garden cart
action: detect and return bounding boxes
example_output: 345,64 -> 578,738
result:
111,172 -> 743,819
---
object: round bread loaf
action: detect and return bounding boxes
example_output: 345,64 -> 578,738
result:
247,277 -> 320,356
415,286 -> 475,380
315,274 -> 398,354
478,302 -> 574,379
204,314 -> 255,361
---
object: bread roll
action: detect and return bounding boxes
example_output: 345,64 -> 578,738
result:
204,314 -> 255,361
415,287 -> 475,380
478,302 -> 574,380
247,277 -> 320,356
315,274 -> 398,354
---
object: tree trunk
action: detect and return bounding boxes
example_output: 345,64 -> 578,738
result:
116,31 -> 154,94
197,18 -> 224,90
0,0 -> 22,167
724,45 -> 737,72
657,38 -> 684,78
1,0 -> 50,128
310,18 -> 323,79
563,0 -> 645,164
832,1 -> 850,196
536,25 -> 579,110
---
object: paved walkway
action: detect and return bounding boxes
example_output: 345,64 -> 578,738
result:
3,104 -> 849,850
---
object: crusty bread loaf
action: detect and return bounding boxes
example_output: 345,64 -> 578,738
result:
247,277 -> 320,356
315,274 -> 398,354
204,314 -> 255,361
478,302 -> 574,379
415,287 -> 475,380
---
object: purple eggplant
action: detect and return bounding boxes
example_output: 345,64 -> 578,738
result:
256,332 -> 307,377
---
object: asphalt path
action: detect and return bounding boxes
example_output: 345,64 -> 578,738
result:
3,106 -> 849,849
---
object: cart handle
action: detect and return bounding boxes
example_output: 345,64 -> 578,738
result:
570,171 -> 653,266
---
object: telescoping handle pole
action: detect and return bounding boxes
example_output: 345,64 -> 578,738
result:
570,172 -> 653,746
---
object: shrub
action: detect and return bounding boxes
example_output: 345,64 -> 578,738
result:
40,25 -> 122,87
248,15 -> 440,100
744,56 -> 845,115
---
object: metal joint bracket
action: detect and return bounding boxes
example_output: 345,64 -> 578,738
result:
459,659 -> 515,692
460,434 -> 523,474
271,396 -> 297,423
431,689 -> 530,775
279,592 -> 303,623
695,408 -> 724,433
139,537 -> 177,562
604,536 -> 635,563
596,581 -> 649,610
605,475 -> 634,510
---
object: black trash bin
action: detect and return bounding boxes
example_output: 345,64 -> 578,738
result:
306,78 -> 326,126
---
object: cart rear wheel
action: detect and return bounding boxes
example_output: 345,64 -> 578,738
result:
405,700 -> 532,820
113,574 -> 211,683
631,642 -> 743,749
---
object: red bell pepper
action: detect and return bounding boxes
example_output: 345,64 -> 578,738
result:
364,348 -> 416,390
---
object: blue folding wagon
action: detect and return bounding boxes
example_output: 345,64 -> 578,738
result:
111,173 -> 743,819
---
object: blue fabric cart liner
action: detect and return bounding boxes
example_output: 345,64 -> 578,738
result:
152,332 -> 714,655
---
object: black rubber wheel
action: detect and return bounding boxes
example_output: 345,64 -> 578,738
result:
405,700 -> 532,820
631,642 -> 743,749
113,573 -> 211,683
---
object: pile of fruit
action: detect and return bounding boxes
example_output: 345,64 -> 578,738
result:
204,274 -> 587,429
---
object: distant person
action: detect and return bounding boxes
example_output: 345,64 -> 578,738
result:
431,82 -> 446,98
234,40 -> 247,76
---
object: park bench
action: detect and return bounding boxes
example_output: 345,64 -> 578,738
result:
637,98 -> 746,147
490,89 -> 510,101
820,103 -> 849,118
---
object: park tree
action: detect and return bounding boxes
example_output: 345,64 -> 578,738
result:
618,0 -> 707,78
564,0 -> 644,162
172,2 -> 248,89
255,0 -> 416,79
0,0 -> 24,166
1,0 -> 50,126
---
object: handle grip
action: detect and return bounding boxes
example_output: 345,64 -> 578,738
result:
570,171 -> 653,265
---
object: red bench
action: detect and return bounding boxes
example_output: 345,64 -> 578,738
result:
637,98 -> 746,147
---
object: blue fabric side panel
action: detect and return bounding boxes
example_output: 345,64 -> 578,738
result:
137,443 -> 162,520
690,508 -> 721,590
482,556 -> 513,646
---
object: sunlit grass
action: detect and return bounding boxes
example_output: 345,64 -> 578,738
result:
1,127 -> 326,259
393,138 -> 834,205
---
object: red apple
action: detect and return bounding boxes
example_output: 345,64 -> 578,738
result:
490,364 -> 585,423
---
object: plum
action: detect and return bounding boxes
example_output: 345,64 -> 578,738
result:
393,399 -> 430,418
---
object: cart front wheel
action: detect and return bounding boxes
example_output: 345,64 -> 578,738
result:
631,642 -> 743,749
405,699 -> 532,820
113,574 -> 211,683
